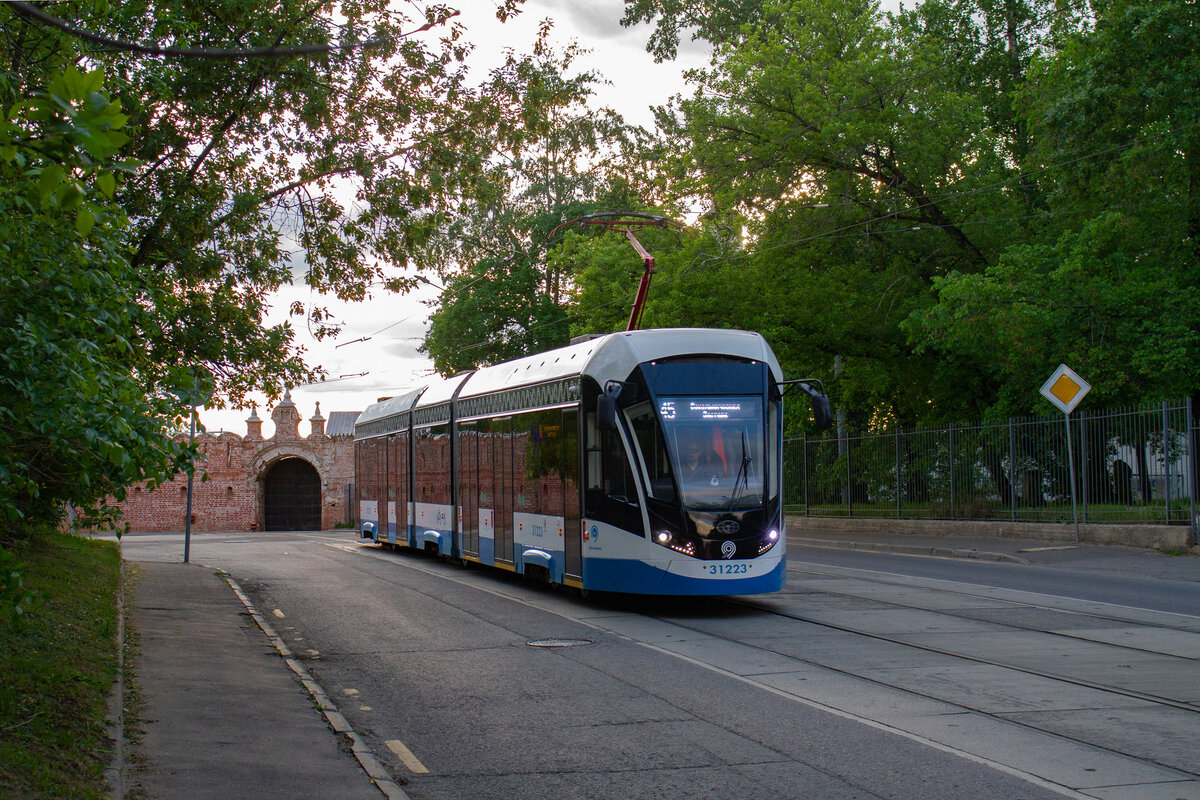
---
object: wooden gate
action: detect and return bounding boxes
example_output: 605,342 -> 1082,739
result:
264,457 -> 322,531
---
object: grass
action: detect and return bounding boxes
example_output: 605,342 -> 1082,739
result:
0,530 -> 120,800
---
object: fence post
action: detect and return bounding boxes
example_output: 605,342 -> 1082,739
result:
949,424 -> 956,517
1189,396 -> 1197,542
895,427 -> 902,519
1079,411 -> 1088,524
1163,400 -> 1172,524
1009,417 -> 1017,521
803,433 -> 809,516
846,434 -> 853,518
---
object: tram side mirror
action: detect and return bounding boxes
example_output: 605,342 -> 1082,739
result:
811,393 -> 833,432
597,393 -> 619,433
783,379 -> 834,432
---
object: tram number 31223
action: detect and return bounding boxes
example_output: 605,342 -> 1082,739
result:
705,563 -> 751,575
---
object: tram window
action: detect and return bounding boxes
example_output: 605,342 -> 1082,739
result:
602,426 -> 637,505
585,409 -> 603,490
538,409 -> 565,517
563,408 -> 580,519
415,424 -> 451,505
626,402 -> 676,503
768,399 -> 780,501
513,410 -> 537,514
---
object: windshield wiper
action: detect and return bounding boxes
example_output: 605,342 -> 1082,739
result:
727,429 -> 753,512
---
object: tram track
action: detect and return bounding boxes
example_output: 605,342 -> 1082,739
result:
785,561 -> 1200,637
631,565 -> 1200,767
775,564 -> 1200,676
713,594 -> 1200,716
626,595 -> 1200,781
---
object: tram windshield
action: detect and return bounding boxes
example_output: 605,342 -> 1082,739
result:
654,396 -> 765,511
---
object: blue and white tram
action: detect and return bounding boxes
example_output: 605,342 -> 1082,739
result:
354,328 -> 820,596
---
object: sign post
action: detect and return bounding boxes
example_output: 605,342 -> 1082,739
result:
184,405 -> 196,564
1039,365 -> 1091,541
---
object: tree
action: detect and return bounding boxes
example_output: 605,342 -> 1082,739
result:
909,0 -> 1200,414
631,0 -> 1034,425
620,0 -> 765,62
0,65 -> 192,530
421,34 -> 651,372
2,0 -> 544,404
0,0 -> 564,530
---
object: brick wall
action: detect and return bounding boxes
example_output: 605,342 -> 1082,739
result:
106,397 -> 356,533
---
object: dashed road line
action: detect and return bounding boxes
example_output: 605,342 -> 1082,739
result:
386,740 -> 431,774
218,569 -> 412,800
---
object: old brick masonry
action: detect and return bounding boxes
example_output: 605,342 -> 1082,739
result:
113,391 -> 358,532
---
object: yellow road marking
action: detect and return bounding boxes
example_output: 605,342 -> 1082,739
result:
385,739 -> 430,774
1018,546 -> 1079,552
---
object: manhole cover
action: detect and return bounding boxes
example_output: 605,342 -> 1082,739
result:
526,638 -> 592,648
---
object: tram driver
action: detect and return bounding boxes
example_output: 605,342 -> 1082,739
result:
680,435 -> 724,486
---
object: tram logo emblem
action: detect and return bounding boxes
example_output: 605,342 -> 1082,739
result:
715,520 -> 740,535
720,540 -> 737,559
585,525 -> 599,543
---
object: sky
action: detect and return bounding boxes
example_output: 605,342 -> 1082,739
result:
199,1 -> 706,437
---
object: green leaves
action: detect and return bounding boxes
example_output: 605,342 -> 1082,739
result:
421,39 -> 648,372
609,0 -> 1199,424
0,58 -> 187,533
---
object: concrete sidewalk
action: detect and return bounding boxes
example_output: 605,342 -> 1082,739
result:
113,561 -> 388,800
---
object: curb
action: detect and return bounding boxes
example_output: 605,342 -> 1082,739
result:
791,537 -> 1031,565
219,570 -> 412,800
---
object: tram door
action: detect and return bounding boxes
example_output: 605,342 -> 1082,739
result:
494,416 -> 514,565
388,431 -> 408,545
457,421 -> 479,559
563,408 -> 582,580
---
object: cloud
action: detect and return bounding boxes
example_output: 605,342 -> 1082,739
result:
550,0 -> 629,40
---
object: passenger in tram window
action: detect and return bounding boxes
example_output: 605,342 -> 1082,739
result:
680,436 -> 722,482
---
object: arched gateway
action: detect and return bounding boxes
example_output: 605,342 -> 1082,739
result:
106,392 -> 358,533
263,457 -> 322,531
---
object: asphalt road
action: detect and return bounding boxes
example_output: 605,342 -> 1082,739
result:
120,531 -> 1200,800
791,544 -> 1200,617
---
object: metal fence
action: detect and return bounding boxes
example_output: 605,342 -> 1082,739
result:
784,399 -> 1198,531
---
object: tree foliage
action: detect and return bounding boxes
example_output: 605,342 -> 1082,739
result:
603,0 -> 1199,425
421,34 -> 653,373
0,0 -> 561,531
909,0 -> 1200,413
0,64 -> 192,530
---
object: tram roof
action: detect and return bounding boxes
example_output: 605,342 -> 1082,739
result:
356,329 -> 782,436
413,372 -> 470,409
353,386 -> 423,429
458,328 -> 782,399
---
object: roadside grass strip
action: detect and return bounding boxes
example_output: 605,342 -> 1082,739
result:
0,531 -> 121,800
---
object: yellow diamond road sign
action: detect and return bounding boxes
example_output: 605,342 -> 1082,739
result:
1039,364 -> 1091,415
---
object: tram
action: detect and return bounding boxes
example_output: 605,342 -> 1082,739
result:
353,328 -> 829,596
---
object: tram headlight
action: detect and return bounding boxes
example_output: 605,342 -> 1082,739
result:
653,530 -> 696,557
758,529 -> 780,555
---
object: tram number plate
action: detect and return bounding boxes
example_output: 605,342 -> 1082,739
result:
705,564 -> 749,575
